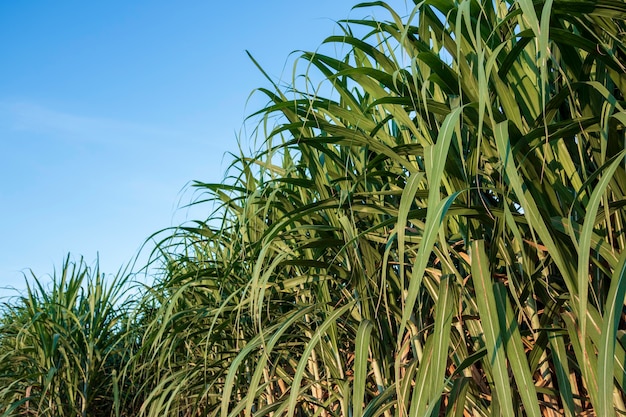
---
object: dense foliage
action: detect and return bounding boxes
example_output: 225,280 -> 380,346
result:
2,0 -> 626,415
0,258 -> 133,416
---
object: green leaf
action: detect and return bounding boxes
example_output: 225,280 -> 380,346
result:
471,240 -> 515,416
597,250 -> 626,417
353,320 -> 374,417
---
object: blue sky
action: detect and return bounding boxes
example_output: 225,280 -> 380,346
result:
0,1 -> 408,296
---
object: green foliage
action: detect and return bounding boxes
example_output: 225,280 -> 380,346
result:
3,0 -> 626,415
137,0 -> 626,415
0,257 -> 134,417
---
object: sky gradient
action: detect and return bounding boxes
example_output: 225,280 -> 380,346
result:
0,1 -> 408,297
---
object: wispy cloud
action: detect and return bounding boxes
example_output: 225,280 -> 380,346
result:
0,100 -> 183,145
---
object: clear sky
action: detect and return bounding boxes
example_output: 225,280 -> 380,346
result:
0,1 -> 409,297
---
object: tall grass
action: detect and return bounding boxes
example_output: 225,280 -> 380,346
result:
2,0 -> 626,415
0,257 -> 134,416
136,0 -> 626,415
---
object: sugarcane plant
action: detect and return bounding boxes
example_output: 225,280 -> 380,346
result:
135,0 -> 626,415
0,257 -> 135,416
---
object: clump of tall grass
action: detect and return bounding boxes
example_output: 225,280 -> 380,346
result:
134,0 -> 626,416
0,256 -> 135,417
